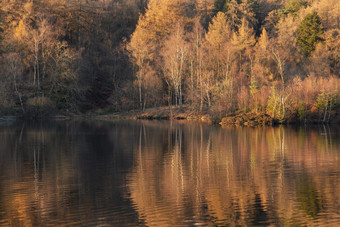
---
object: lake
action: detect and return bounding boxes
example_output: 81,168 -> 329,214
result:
0,120 -> 339,226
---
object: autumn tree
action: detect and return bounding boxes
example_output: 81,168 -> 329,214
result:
0,0 -> 81,112
201,12 -> 235,110
232,18 -> 256,50
3,53 -> 25,114
310,29 -> 340,76
0,0 -> 339,119
128,16 -> 156,109
195,0 -> 215,28
225,0 -> 258,31
161,24 -> 188,108
128,0 -> 191,110
185,20 -> 205,110
253,27 -> 275,87
205,12 -> 233,82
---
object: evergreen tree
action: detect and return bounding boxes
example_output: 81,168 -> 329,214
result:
213,0 -> 228,15
279,0 -> 308,17
296,12 -> 323,57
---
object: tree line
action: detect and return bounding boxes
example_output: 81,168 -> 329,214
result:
0,0 -> 145,116
0,0 -> 339,121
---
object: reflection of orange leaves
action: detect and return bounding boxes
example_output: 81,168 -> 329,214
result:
127,124 -> 340,226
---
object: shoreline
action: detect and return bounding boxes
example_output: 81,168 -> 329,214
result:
1,106 -> 339,126
93,106 -> 340,126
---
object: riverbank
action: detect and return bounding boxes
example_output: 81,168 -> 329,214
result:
94,106 -> 211,123
95,106 -> 340,126
2,105 -> 339,126
220,111 -> 340,126
220,112 -> 276,126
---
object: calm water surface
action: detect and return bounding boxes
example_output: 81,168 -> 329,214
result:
0,120 -> 339,226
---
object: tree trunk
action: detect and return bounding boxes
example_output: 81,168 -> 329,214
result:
175,88 -> 178,107
138,77 -> 142,110
143,94 -> 146,112
281,96 -> 285,119
323,101 -> 328,123
206,88 -> 211,108
190,60 -> 194,95
169,88 -> 173,118
13,73 -> 25,114
34,39 -> 40,90
179,82 -> 182,108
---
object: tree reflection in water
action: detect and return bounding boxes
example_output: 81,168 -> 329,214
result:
0,121 -> 339,226
127,122 -> 340,226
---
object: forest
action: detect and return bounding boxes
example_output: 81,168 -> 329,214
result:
0,0 -> 339,123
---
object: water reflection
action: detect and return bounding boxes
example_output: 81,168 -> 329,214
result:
0,121 -> 339,226
0,121 -> 140,226
127,123 -> 340,226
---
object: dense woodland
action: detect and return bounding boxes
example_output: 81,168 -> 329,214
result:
0,0 -> 339,122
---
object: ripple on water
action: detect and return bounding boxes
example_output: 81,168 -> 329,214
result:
0,122 -> 340,226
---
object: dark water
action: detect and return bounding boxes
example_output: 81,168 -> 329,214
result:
0,120 -> 340,226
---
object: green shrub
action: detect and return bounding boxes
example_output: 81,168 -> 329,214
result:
267,87 -> 284,121
297,102 -> 306,121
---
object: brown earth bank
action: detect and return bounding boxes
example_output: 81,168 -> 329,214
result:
94,105 -> 211,123
3,106 -> 339,127
220,110 -> 340,126
220,112 -> 276,126
93,105 -> 340,126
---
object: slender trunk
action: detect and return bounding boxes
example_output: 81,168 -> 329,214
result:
272,48 -> 285,91
169,88 -> 172,118
323,102 -> 328,123
13,73 -> 25,114
37,58 -> 40,89
138,77 -> 142,110
249,54 -> 254,84
78,0 -> 82,49
190,60 -> 194,94
327,102 -> 332,122
179,48 -> 184,108
34,39 -> 40,90
225,50 -> 230,81
217,55 -> 220,78
239,51 -> 242,73
206,88 -> 211,108
281,96 -> 285,118
33,64 -> 36,86
273,99 -> 276,119
199,62 -> 203,111
143,93 -> 146,112
179,82 -> 182,107
200,83 -> 203,111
